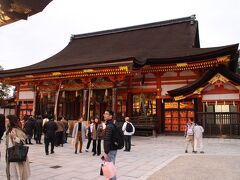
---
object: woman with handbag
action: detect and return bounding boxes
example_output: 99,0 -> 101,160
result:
5,115 -> 31,180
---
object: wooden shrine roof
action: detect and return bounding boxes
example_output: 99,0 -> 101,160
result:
167,64 -> 240,98
0,15 -> 239,78
0,0 -> 52,27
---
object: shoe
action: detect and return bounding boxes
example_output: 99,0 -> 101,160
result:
193,151 -> 197,153
92,153 -> 96,156
79,151 -> 82,153
75,151 -> 77,154
51,151 -> 54,154
185,150 -> 188,153
200,151 -> 204,154
46,152 -> 49,155
124,149 -> 127,151
97,154 -> 101,156
85,149 -> 89,152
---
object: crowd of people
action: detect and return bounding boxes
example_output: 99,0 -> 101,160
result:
0,111 -> 205,180
0,110 -> 136,180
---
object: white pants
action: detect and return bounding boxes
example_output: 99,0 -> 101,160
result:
194,137 -> 203,152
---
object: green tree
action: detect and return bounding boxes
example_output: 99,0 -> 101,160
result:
0,65 -> 10,100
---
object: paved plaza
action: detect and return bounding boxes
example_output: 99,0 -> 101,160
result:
0,136 -> 240,180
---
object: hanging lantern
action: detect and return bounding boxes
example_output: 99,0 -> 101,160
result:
206,102 -> 208,107
224,101 -> 226,105
48,92 -> 51,99
215,101 -> 218,105
40,92 -> 43,99
105,89 -> 108,97
75,90 -> 78,97
233,101 -> 236,106
62,91 -> 65,98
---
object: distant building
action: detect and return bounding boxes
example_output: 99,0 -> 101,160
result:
0,15 -> 239,137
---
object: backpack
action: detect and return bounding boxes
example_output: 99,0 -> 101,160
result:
112,124 -> 124,150
125,123 -> 133,133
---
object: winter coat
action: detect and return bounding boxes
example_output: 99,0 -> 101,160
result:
92,123 -> 105,140
104,120 -> 118,154
24,119 -> 36,137
35,119 -> 43,134
6,128 -> 31,180
122,122 -> 135,136
72,122 -> 86,142
43,120 -> 57,139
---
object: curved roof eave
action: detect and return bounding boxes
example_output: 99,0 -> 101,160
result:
167,64 -> 240,97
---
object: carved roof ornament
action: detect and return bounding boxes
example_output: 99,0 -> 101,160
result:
208,73 -> 229,84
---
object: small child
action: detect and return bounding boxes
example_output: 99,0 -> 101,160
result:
193,121 -> 204,153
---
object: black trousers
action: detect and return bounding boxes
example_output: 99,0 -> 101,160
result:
35,133 -> 42,143
45,137 -> 55,153
86,136 -> 92,150
55,132 -> 64,146
124,135 -> 132,151
93,139 -> 101,155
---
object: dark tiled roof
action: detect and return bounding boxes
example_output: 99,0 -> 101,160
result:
0,15 -> 238,78
167,64 -> 240,97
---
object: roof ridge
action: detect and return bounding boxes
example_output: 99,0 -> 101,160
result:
71,15 -> 196,40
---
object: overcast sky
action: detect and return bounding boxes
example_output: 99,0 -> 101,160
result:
0,0 -> 239,70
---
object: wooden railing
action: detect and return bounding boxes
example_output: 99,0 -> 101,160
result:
198,112 -> 240,138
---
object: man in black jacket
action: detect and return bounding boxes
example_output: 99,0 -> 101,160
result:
43,115 -> 57,155
103,110 -> 117,180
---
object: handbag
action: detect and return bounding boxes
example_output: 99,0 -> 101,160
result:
102,161 -> 117,179
7,142 -> 29,162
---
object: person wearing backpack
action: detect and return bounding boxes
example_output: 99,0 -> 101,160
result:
122,117 -> 135,152
103,109 -> 119,180
185,117 -> 195,153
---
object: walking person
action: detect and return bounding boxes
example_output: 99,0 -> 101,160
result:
92,117 -> 104,156
185,117 -> 195,153
193,121 -> 204,153
72,116 -> 86,154
5,115 -> 30,180
55,117 -> 65,147
24,116 -> 36,145
61,116 -> 69,143
103,110 -> 118,180
34,115 -> 43,144
43,115 -> 57,155
0,114 -> 5,143
122,117 -> 135,152
85,117 -> 94,152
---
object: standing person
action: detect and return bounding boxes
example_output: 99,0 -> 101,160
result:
72,116 -> 86,154
185,117 -> 195,153
61,116 -> 69,143
92,117 -> 104,156
55,117 -> 65,147
43,115 -> 57,155
35,115 -> 43,144
122,117 -> 135,152
193,121 -> 204,153
103,110 -> 118,180
24,116 -> 36,145
5,115 -> 30,180
85,117 -> 94,152
0,114 -> 5,142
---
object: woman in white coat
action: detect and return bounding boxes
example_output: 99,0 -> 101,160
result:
72,116 -> 86,154
5,115 -> 31,180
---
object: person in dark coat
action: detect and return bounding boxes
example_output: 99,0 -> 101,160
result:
43,116 -> 57,155
23,116 -> 36,144
103,110 -> 118,180
34,115 -> 43,144
0,114 -> 5,142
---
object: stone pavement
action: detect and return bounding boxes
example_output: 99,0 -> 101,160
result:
0,136 -> 240,180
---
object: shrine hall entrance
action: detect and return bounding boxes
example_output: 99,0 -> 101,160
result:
89,89 -> 111,121
163,99 -> 196,133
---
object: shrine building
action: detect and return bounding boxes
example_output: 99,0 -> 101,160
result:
0,15 -> 239,137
